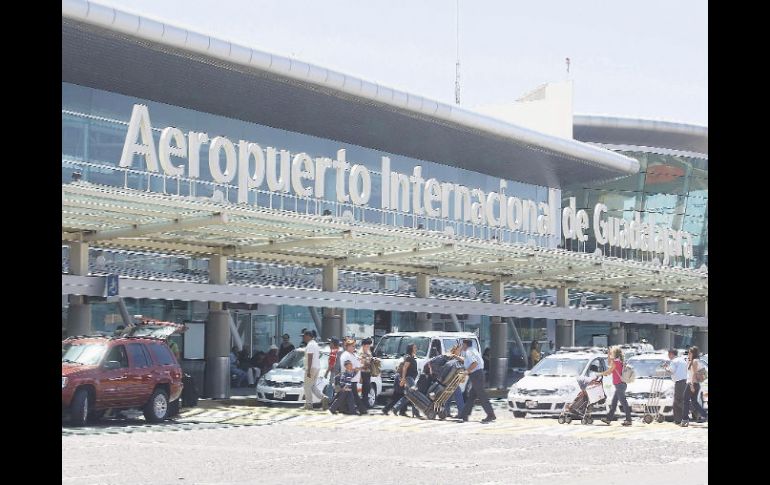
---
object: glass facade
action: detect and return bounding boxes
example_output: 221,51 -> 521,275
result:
562,150 -> 708,269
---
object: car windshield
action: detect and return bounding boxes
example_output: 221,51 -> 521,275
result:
275,349 -> 329,371
62,342 -> 107,365
530,358 -> 588,377
373,336 -> 431,359
628,358 -> 667,378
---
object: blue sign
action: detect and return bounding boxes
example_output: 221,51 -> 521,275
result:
104,274 -> 119,297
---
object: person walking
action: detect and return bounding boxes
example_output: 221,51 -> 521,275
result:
681,346 -> 708,427
665,348 -> 688,425
329,360 -> 356,414
600,345 -> 632,426
339,339 -> 366,414
358,338 -> 374,410
381,357 -> 406,415
456,339 -> 496,423
391,343 -> 421,417
302,330 -> 329,410
324,338 -> 341,402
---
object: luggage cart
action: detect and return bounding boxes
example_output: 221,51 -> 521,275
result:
431,369 -> 467,420
642,368 -> 668,424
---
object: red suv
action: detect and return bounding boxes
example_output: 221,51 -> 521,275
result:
62,322 -> 184,426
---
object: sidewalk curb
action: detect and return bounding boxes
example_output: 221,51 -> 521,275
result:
193,388 -> 508,408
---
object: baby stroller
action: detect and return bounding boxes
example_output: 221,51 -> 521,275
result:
558,376 -> 606,425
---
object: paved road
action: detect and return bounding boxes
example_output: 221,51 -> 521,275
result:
62,402 -> 708,484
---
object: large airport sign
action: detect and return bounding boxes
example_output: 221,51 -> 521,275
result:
118,104 -> 692,264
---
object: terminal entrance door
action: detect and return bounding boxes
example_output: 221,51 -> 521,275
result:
231,305 -> 279,355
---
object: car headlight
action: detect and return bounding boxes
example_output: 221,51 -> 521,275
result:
663,387 -> 674,398
257,376 -> 266,386
62,377 -> 68,389
508,385 -> 519,396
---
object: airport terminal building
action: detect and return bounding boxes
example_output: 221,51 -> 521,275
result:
61,1 -> 707,396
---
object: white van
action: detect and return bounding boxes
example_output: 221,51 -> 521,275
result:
373,331 -> 480,397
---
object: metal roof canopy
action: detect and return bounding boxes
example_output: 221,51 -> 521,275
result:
62,1 -> 639,189
62,183 -> 708,301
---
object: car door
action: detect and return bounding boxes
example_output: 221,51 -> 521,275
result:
126,343 -> 154,406
98,344 -> 130,407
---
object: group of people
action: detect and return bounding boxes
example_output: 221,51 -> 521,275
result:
380,339 -> 497,423
324,335 -> 377,414
577,344 -> 708,427
229,344 -> 280,388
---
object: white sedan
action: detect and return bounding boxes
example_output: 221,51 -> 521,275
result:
256,346 -> 382,407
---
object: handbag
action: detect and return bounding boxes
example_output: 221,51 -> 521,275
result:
370,357 -> 382,377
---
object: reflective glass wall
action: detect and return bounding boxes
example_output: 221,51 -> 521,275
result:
562,150 -> 707,269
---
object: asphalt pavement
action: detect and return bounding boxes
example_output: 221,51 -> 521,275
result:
62,398 -> 707,485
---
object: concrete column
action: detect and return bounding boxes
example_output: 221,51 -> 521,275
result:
204,255 -> 230,398
321,263 -> 344,339
488,281 -> 508,388
626,326 -> 639,344
611,294 -> 622,311
556,320 -> 573,350
658,297 -> 668,315
694,327 -> 708,353
555,287 -> 573,349
608,322 -> 626,346
415,274 -> 431,331
692,299 -> 707,352
607,294 -> 625,346
66,242 -> 91,336
655,325 -> 672,350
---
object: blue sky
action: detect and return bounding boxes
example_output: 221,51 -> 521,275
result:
96,0 -> 707,125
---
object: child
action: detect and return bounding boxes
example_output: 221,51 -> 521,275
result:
329,360 -> 358,415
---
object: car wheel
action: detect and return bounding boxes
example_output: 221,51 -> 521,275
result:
167,399 -> 180,418
143,388 -> 169,423
513,411 -> 526,418
367,385 -> 377,408
70,388 -> 90,426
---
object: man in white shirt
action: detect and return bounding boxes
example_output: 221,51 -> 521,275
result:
303,330 -> 328,410
338,339 -> 365,415
665,349 -> 688,425
455,339 -> 496,423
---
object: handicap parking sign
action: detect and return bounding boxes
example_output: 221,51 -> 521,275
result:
104,274 -> 119,297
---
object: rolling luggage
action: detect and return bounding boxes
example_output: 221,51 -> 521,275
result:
405,387 -> 435,419
415,374 -> 431,394
438,361 -> 463,386
181,373 -> 199,407
427,382 -> 446,401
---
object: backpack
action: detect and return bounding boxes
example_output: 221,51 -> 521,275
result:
621,362 -> 636,383
694,362 -> 707,383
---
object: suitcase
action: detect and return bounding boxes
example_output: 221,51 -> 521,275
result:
415,374 -> 431,394
427,382 -> 446,401
405,387 -> 435,419
181,373 -> 199,407
438,361 -> 463,386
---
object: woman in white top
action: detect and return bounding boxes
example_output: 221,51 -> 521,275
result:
681,346 -> 708,426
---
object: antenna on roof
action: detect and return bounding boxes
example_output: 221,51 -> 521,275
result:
455,0 -> 461,105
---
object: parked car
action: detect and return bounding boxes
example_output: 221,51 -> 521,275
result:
62,321 -> 185,426
373,331 -> 480,398
256,345 -> 382,407
622,353 -> 708,421
507,350 -> 609,418
623,354 -> 676,420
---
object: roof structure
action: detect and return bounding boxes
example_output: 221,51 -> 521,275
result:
62,182 -> 708,301
62,0 -> 639,189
